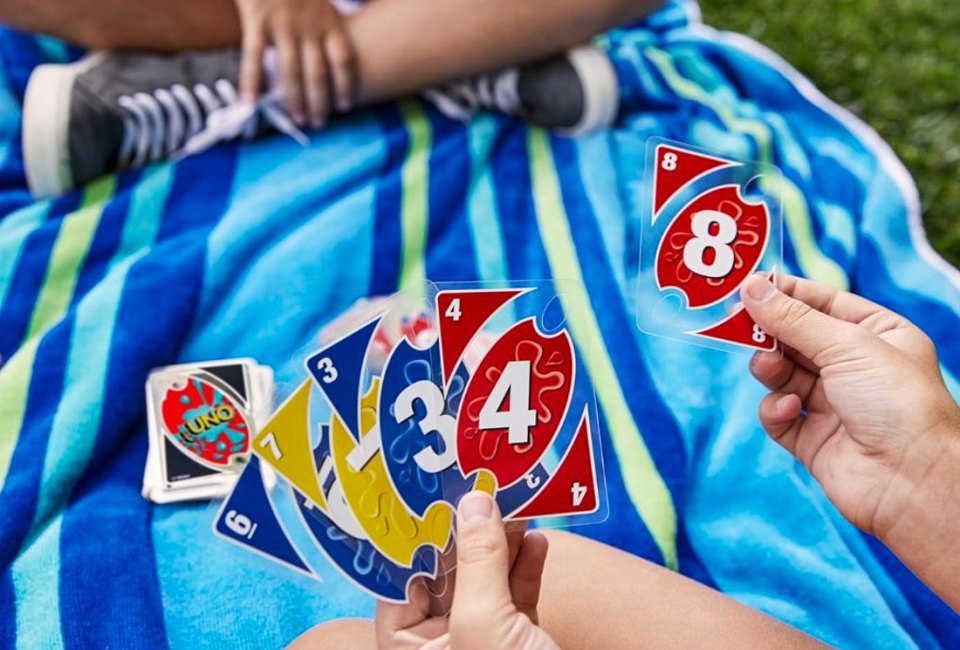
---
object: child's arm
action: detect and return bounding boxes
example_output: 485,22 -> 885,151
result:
343,0 -> 653,106
0,0 -> 658,114
742,274 -> 960,611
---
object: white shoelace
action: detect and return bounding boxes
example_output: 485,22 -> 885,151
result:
424,68 -> 521,122
117,80 -> 307,168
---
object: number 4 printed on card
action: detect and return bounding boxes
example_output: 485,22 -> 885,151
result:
457,317 -> 575,490
436,288 -> 529,389
510,408 -> 600,519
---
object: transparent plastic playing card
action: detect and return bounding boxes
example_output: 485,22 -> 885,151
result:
212,452 -> 445,602
426,280 -> 608,531
213,282 -> 607,605
636,138 -> 784,352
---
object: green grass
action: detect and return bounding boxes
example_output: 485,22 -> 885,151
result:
702,0 -> 960,267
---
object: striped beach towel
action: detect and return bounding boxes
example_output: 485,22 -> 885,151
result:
1,1 -> 958,647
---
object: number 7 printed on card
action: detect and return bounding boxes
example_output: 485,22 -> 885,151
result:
637,138 -> 784,352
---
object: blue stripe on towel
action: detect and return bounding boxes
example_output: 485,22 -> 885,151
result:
424,109 -> 477,282
489,124 -> 552,281
549,134 -> 715,583
370,107 -> 408,297
0,194 -> 80,360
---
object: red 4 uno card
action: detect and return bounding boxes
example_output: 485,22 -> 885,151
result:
429,281 -> 608,528
221,285 -> 607,606
637,138 -> 783,352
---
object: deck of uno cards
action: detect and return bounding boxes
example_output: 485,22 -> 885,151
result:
212,283 -> 607,603
143,359 -> 274,503
637,138 -> 783,352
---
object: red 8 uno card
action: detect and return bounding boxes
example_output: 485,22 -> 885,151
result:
637,138 -> 783,352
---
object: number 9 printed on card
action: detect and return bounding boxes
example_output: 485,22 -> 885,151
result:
637,138 -> 784,352
212,284 -> 608,605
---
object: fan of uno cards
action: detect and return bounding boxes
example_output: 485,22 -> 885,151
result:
637,138 -> 783,352
212,284 -> 607,603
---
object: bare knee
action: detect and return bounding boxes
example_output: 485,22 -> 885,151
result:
286,618 -> 376,650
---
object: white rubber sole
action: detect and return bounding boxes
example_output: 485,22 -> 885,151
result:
22,53 -> 104,199
562,45 -> 620,136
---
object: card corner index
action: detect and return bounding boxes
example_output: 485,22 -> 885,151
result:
511,406 -> 600,520
251,380 -> 327,509
213,456 -> 316,580
651,141 -> 740,223
306,314 -> 385,441
436,287 -> 528,387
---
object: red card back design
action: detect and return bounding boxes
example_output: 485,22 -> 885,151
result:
653,144 -> 737,220
655,184 -> 769,309
161,377 -> 251,467
457,317 -> 574,489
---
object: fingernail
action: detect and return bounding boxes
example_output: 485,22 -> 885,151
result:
776,394 -> 798,415
337,98 -> 351,113
458,491 -> 493,527
745,275 -> 775,301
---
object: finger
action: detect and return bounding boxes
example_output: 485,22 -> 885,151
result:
374,579 -> 440,648
777,275 -> 888,325
276,35 -> 305,125
506,519 -> 529,571
758,392 -> 804,455
324,28 -> 356,113
423,559 -> 456,617
301,37 -> 329,128
240,27 -> 267,102
449,492 -> 514,643
420,635 -> 451,650
375,578 -> 429,636
509,532 -> 549,624
741,275 -> 864,368
750,350 -> 817,402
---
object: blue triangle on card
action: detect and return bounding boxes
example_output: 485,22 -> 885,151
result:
213,456 -> 313,577
305,315 -> 382,441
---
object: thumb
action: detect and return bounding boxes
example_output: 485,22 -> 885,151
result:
742,274 -> 858,366
449,492 -> 513,641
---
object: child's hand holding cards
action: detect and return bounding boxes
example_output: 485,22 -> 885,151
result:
211,283 -> 607,604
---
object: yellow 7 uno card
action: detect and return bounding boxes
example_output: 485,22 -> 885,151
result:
215,379 -> 442,603
637,138 -> 783,352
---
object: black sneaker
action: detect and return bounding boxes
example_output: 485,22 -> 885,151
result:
22,49 -> 295,198
426,45 -> 619,134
